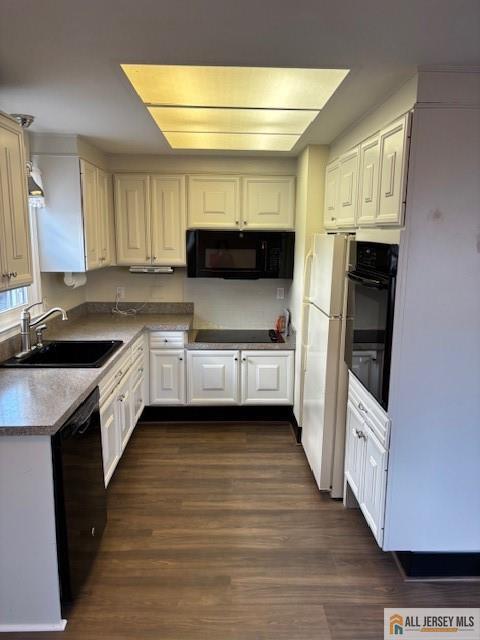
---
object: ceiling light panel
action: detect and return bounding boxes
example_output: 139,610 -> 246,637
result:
122,65 -> 349,110
163,132 -> 300,151
148,106 -> 319,135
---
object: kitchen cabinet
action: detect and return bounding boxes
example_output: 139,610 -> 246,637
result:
324,112 -> 410,230
114,174 -> 186,266
241,350 -> 294,404
99,390 -> 120,487
357,135 -> 380,226
97,168 -> 114,266
242,176 -> 295,229
376,114 -> 409,226
360,429 -> 388,542
99,335 -> 147,486
186,350 -> 240,405
0,114 -> 32,290
35,154 -> 113,272
118,374 -> 133,451
149,350 -> 185,405
114,174 -> 150,265
323,161 -> 340,229
344,374 -> 390,546
187,175 -> 240,229
150,176 -> 186,265
337,148 -> 359,228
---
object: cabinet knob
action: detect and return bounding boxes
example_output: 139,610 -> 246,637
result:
243,220 -> 248,225
234,357 -> 238,361
331,216 -> 336,221
119,394 -> 126,402
242,357 -> 246,362
355,429 -> 366,440
179,357 -> 183,361
146,256 -> 150,260
153,256 -> 157,261
235,220 -> 239,225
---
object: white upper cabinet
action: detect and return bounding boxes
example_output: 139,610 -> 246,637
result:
357,135 -> 380,226
150,175 -> 186,265
187,175 -> 240,229
241,351 -> 294,405
97,168 -> 113,266
80,159 -> 101,270
114,174 -> 186,266
114,174 -> 150,265
325,111 -> 411,230
337,148 -> 359,228
323,161 -> 340,229
35,153 -> 113,273
376,114 -> 409,226
0,116 -> 32,290
242,176 -> 295,229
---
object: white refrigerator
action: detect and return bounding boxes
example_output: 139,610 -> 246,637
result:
301,233 -> 350,498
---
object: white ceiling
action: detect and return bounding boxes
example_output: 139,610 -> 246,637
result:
1,0 -> 479,156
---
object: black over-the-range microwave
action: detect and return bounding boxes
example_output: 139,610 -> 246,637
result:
186,230 -> 295,279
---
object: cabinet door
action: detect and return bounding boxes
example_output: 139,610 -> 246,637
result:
114,174 -> 151,265
344,399 -> 367,500
150,175 -> 186,265
80,159 -> 101,270
241,351 -> 294,405
187,350 -> 239,405
337,148 -> 359,228
243,176 -> 295,229
100,391 -> 120,487
117,376 -> 134,452
96,169 -> 111,266
187,175 -> 240,229
377,115 -> 408,225
149,349 -> 185,405
131,371 -> 146,424
323,161 -> 340,229
359,429 -> 388,546
0,123 -> 32,288
357,135 -> 380,226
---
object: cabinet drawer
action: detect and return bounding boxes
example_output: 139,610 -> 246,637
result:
349,373 -> 390,448
99,349 -> 132,402
149,331 -> 185,349
131,333 -> 146,361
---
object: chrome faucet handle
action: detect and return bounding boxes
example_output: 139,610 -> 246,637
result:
35,324 -> 48,348
21,301 -> 44,318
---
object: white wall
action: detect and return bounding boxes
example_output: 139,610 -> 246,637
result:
384,73 -> 480,551
329,74 -> 418,159
86,266 -> 289,329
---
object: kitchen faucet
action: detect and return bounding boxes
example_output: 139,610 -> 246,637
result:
16,302 -> 68,358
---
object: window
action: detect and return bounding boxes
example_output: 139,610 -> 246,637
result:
0,205 -> 43,334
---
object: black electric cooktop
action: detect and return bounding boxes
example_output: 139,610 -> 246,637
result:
195,329 -> 284,344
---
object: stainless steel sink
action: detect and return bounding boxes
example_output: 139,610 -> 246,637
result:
0,340 -> 123,368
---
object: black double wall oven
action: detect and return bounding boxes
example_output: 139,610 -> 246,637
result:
345,241 -> 398,409
187,230 -> 295,279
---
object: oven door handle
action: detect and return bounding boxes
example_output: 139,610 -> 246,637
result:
347,271 -> 388,289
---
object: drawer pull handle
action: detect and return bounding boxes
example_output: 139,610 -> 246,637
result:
358,402 -> 368,414
119,394 -> 126,402
355,429 -> 366,440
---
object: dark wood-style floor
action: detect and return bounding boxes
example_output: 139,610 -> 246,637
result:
9,423 -> 480,640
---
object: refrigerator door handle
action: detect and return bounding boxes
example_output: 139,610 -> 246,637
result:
302,250 -> 314,302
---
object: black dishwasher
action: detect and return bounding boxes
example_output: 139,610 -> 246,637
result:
52,387 -> 107,607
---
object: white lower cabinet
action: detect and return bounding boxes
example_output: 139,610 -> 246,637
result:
150,350 -> 185,405
187,350 -> 239,405
99,336 -> 147,486
241,351 -> 294,405
99,390 -> 120,487
344,374 -> 390,547
360,430 -> 388,542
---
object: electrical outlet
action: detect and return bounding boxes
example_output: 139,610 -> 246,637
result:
276,287 -> 285,300
116,286 -> 125,300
